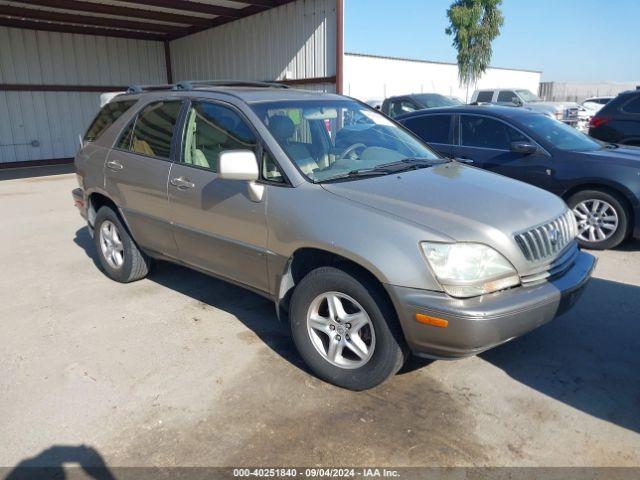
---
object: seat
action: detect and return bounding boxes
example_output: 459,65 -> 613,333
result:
269,115 -> 319,175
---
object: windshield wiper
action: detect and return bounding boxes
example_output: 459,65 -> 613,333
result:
372,157 -> 448,173
319,169 -> 389,183
605,143 -> 619,149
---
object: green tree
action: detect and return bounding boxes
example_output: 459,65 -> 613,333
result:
445,0 -> 504,101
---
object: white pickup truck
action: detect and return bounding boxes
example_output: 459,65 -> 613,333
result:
471,88 -> 580,127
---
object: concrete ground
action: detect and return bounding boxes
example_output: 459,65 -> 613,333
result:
1,168 -> 639,469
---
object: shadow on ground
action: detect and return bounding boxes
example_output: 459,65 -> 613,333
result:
73,227 -> 305,373
0,164 -> 74,181
482,277 -> 640,434
3,445 -> 115,480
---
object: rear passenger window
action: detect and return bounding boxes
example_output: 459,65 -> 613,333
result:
181,101 -> 257,172
622,96 -> 640,113
128,101 -> 182,159
402,115 -> 452,144
476,91 -> 494,103
84,100 -> 136,142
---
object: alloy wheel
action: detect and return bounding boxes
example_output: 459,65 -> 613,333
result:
573,199 -> 619,243
306,292 -> 376,369
99,220 -> 124,269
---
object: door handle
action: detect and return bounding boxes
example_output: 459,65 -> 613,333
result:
106,160 -> 123,171
454,157 -> 475,164
170,176 -> 195,190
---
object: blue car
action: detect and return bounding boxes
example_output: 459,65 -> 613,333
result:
397,105 -> 640,250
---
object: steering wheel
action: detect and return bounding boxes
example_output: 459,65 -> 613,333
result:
338,143 -> 367,161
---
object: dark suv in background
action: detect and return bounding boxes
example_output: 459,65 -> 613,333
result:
397,105 -> 640,250
589,88 -> 640,146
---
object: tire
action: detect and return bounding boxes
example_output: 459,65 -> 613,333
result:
93,206 -> 152,283
289,266 -> 406,391
568,189 -> 629,250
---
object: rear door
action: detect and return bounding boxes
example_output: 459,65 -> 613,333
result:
167,99 -> 270,292
400,113 -> 455,157
453,114 -> 552,188
104,99 -> 183,257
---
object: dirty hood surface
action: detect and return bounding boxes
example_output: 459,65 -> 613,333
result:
321,162 -> 567,242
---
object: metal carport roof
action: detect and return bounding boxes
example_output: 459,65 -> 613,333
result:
0,0 -> 298,41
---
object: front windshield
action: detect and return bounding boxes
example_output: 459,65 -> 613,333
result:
517,114 -> 602,151
251,99 -> 440,182
516,90 -> 541,102
413,94 -> 461,108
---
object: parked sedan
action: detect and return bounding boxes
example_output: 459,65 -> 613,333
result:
589,89 -> 640,146
397,105 -> 640,250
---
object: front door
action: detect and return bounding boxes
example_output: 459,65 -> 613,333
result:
167,99 -> 269,292
453,114 -> 552,190
104,99 -> 183,257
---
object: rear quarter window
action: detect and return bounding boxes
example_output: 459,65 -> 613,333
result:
84,100 -> 136,142
622,95 -> 640,114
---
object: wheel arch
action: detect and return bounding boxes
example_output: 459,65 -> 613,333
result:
86,191 -> 133,236
275,247 -> 397,325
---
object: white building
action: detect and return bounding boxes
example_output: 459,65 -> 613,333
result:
343,52 -> 541,104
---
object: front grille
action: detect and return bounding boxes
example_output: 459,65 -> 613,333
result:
520,243 -> 578,285
515,210 -> 577,262
566,107 -> 579,120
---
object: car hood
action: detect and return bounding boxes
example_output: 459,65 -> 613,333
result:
581,145 -> 640,166
321,163 -> 567,243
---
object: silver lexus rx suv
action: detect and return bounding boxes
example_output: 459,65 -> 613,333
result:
72,81 -> 596,390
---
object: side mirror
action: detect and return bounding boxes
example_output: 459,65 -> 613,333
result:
510,141 -> 538,155
217,150 -> 264,202
218,150 -> 259,181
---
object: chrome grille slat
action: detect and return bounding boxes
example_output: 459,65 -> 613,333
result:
515,210 -> 577,262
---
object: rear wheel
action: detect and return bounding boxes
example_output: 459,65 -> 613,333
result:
94,206 -> 153,282
568,189 -> 628,250
289,267 -> 406,390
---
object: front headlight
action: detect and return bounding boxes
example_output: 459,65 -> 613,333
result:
420,242 -> 520,298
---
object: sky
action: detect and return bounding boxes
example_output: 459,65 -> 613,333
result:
344,0 -> 640,82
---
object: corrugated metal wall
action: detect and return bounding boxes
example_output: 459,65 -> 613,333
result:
0,27 -> 166,163
170,0 -> 336,85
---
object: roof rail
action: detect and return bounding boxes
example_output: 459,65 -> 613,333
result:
126,84 -> 176,94
174,80 -> 290,90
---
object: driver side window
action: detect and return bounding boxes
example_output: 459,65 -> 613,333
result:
181,101 -> 256,172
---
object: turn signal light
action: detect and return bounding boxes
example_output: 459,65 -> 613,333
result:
415,314 -> 448,328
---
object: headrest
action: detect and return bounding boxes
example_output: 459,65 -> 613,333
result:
269,115 -> 295,141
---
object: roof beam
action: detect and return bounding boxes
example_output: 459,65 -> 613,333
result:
9,0 -> 212,27
123,1 -> 242,18
0,16 -> 168,40
0,5 -> 187,34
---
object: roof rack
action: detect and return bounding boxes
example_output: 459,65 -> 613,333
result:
126,84 -> 177,94
175,80 -> 290,90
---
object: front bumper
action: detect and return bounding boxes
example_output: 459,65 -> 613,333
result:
386,250 -> 596,359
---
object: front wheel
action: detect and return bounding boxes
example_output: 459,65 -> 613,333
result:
568,189 -> 629,250
289,267 -> 406,390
